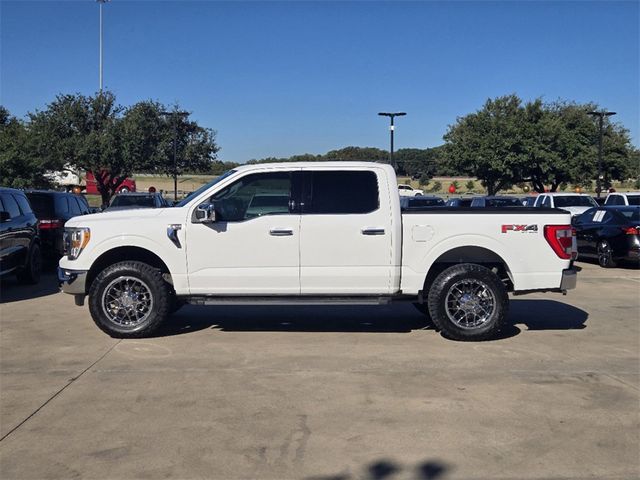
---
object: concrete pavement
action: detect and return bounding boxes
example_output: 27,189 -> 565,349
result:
0,261 -> 638,479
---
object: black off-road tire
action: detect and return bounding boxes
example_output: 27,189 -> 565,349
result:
427,263 -> 508,341
16,242 -> 42,285
88,261 -> 170,338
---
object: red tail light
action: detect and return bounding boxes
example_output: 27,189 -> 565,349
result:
623,227 -> 639,235
39,219 -> 64,230
544,225 -> 573,260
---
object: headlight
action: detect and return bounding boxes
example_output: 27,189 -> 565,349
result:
63,227 -> 91,260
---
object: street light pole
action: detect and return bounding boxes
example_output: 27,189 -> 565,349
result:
97,0 -> 109,92
161,111 -> 189,201
587,110 -> 616,197
378,112 -> 406,172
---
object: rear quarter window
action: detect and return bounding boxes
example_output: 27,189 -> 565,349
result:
13,193 -> 33,215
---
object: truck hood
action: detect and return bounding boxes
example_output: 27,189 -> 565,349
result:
64,207 -> 175,227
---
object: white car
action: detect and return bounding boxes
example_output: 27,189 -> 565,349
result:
398,184 -> 424,196
533,193 -> 598,217
604,192 -> 640,206
59,162 -> 577,341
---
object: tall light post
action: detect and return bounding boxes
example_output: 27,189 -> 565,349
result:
378,112 -> 406,172
587,110 -> 616,197
161,110 -> 189,201
97,0 -> 110,92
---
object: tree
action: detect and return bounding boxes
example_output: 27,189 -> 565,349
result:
324,146 -> 388,163
443,94 -> 529,195
26,92 -> 219,204
0,106 -> 57,189
394,148 -> 437,179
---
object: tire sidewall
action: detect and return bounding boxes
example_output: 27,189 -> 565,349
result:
17,242 -> 41,284
427,264 -> 508,341
597,241 -> 616,268
89,262 -> 169,337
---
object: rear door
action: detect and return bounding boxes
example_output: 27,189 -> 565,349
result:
299,168 -> 394,294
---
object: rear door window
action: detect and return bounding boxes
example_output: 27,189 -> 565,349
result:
304,171 -> 379,214
627,195 -> 640,206
0,193 -> 21,218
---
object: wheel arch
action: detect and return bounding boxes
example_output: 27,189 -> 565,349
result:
422,246 -> 514,294
86,246 -> 173,292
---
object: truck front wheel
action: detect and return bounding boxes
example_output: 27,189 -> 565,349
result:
88,261 -> 170,338
427,263 -> 508,341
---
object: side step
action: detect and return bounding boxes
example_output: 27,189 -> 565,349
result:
186,296 -> 399,306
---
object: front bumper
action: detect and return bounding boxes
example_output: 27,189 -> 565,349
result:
58,267 -> 88,295
560,267 -> 577,291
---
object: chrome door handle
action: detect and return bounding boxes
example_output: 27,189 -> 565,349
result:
269,228 -> 293,236
361,228 -> 385,235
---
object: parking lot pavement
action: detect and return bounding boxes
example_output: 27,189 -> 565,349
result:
0,262 -> 638,480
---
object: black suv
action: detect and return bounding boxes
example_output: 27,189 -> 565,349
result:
25,190 -> 91,257
0,187 -> 41,284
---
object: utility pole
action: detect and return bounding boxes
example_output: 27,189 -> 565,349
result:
97,0 -> 110,92
161,111 -> 189,201
587,110 -> 616,197
378,112 -> 406,172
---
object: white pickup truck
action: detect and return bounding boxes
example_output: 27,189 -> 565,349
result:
59,162 -> 577,341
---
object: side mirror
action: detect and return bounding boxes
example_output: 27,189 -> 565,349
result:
0,211 -> 10,222
193,202 -> 216,224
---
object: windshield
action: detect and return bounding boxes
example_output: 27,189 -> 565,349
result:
174,170 -> 237,207
553,196 -> 597,208
627,195 -> 640,206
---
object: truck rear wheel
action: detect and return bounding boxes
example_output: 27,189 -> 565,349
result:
88,261 -> 170,338
427,263 -> 508,341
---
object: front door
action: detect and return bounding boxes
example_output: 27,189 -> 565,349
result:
186,171 -> 301,295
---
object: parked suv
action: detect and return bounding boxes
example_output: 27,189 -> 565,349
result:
604,192 -> 640,206
0,188 -> 41,283
25,190 -> 91,257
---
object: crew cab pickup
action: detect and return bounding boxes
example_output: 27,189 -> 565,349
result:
59,162 -> 577,341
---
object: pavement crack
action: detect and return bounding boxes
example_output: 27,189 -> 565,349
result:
0,340 -> 121,443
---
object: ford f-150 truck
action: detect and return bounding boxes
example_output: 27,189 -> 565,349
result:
59,162 -> 577,341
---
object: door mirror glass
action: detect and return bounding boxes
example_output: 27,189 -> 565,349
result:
193,202 -> 216,223
0,211 -> 10,222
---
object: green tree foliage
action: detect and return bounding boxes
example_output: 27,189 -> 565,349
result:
444,95 -> 636,194
394,148 -> 437,179
24,92 -> 219,204
0,106 -> 56,188
324,146 -> 388,162
444,95 -> 526,195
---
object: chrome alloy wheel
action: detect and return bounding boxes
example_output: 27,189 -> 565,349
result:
101,276 -> 154,327
444,279 -> 496,329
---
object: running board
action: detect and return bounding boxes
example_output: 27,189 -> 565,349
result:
186,296 -> 401,306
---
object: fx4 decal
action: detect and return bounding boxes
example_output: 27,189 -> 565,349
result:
501,224 -> 538,233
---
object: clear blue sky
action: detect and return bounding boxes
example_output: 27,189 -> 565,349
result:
1,0 -> 638,162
